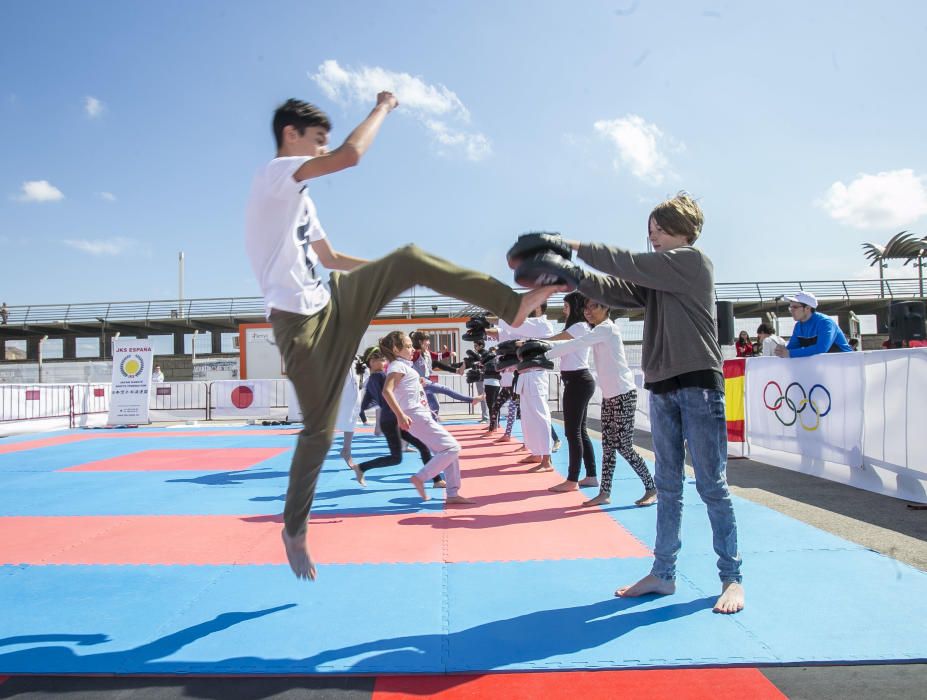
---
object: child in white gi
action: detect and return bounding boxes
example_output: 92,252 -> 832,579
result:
379,331 -> 474,504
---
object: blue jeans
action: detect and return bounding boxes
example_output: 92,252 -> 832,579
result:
649,387 -> 742,584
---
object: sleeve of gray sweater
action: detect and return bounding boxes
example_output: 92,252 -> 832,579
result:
576,242 -> 722,383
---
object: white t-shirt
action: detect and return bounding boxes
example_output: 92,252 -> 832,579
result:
761,335 -> 786,356
386,358 -> 429,414
557,322 -> 591,371
245,157 -> 331,318
546,318 -> 635,399
497,316 -> 555,342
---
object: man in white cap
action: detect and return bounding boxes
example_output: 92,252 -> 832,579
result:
774,291 -> 852,357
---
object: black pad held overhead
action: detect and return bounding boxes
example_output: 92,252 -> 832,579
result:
517,357 -> 555,371
463,328 -> 486,342
514,252 -> 582,290
516,339 -> 552,361
506,232 -> 573,270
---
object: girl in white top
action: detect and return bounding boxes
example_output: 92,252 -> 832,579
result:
379,331 -> 474,504
545,300 -> 656,507
542,291 -> 599,492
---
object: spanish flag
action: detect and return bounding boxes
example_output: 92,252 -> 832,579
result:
723,358 -> 746,445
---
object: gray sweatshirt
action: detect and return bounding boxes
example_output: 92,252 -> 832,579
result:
577,242 -> 722,384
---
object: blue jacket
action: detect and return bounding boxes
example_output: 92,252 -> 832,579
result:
786,312 -> 852,357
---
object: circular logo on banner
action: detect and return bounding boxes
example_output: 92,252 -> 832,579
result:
763,380 -> 831,431
120,355 -> 145,378
231,385 -> 254,409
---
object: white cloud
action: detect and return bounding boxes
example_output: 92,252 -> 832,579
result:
818,169 -> 927,229
63,237 -> 133,255
85,96 -> 103,118
594,115 -> 679,185
15,180 -> 64,203
98,191 -> 116,202
310,59 -> 491,161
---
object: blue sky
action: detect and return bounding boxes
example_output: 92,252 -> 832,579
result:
2,0 -> 926,307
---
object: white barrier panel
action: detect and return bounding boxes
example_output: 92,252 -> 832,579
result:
211,379 -> 280,418
632,369 -> 651,432
745,349 -> 927,503
860,348 -> 927,502
745,353 -> 864,467
0,384 -> 72,422
286,380 -> 302,422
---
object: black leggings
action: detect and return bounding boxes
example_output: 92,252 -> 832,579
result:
561,369 -> 596,481
358,413 -> 442,484
489,386 -> 512,431
484,384 -> 501,425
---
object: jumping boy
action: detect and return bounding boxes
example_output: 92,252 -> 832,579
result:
245,92 -> 555,580
510,194 -> 744,613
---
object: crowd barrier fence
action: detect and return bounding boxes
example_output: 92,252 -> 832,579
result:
0,373 -> 562,434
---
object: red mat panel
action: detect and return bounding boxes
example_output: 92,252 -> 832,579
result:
430,428 -> 651,562
0,513 -> 444,565
0,430 -> 301,456
60,447 -> 288,472
373,669 -> 787,699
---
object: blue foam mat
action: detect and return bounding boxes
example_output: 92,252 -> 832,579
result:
0,563 -> 445,674
1,422 -> 926,674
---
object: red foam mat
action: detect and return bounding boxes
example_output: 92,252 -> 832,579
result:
436,426 -> 651,562
60,447 -> 288,472
0,430 -> 301,455
373,669 -> 787,699
0,514 -> 444,565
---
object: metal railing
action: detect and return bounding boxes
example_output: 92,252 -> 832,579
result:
4,278 -> 921,327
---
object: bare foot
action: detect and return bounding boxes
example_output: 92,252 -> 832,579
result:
445,495 -> 476,505
635,488 -> 657,506
432,478 -> 447,489
410,475 -> 430,501
351,463 -> 367,487
280,527 -> 316,581
615,573 -> 675,598
495,435 -> 512,443
512,285 -> 560,327
340,450 -> 356,469
582,492 -> 610,507
549,480 -> 578,492
713,582 -> 745,614
579,476 -> 599,488
528,458 -> 554,473
518,455 -> 541,463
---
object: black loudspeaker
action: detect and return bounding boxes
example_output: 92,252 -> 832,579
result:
716,300 -> 735,346
889,301 -> 926,344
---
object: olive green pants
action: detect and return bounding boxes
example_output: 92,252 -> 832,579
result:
271,244 -> 521,536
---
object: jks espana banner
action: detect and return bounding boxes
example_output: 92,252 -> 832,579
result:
107,339 -> 153,425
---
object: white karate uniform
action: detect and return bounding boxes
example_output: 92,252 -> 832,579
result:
334,367 -> 363,433
498,316 -> 555,455
517,368 -> 553,455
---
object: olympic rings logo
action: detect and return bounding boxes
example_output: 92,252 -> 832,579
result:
763,381 -> 831,431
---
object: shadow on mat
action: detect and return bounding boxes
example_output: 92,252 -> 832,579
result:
167,469 -> 289,486
304,595 -> 714,672
0,599 -> 713,677
398,504 -> 613,529
0,605 -> 295,675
